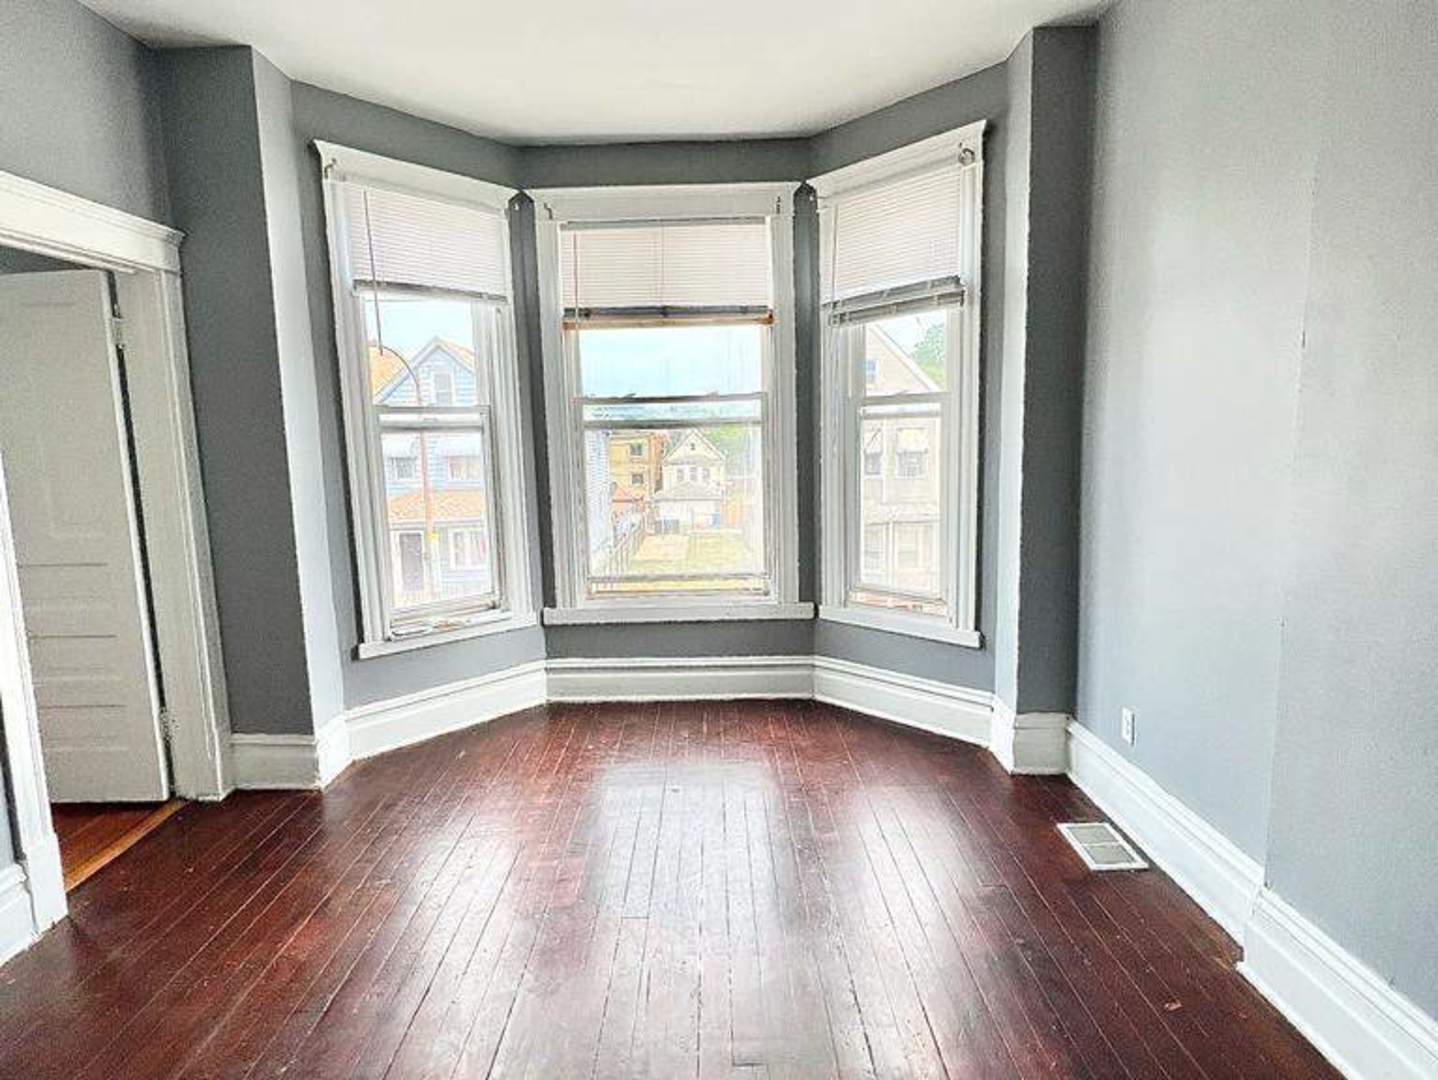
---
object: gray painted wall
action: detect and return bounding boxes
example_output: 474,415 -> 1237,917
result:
520,140 -> 809,189
0,0 -> 169,223
252,57 -> 346,728
1075,0 -> 1318,861
809,62 -> 1010,690
153,47 -> 319,736
1264,0 -> 1438,1019
1002,28 -> 1095,715
288,84 -> 545,709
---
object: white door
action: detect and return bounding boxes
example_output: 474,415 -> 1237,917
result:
0,270 -> 168,801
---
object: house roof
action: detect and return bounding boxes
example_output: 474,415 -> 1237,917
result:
368,345 -> 408,398
387,488 -> 488,524
371,337 -> 478,402
867,323 -> 940,394
663,428 -> 724,464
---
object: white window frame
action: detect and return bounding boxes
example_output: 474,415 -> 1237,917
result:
317,142 -> 536,657
532,183 -> 809,625
814,122 -> 985,648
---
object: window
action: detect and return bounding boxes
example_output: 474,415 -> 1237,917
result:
815,123 -> 984,646
447,454 -> 483,481
862,427 -> 883,477
630,472 -> 644,486
432,369 -> 455,406
319,142 -> 534,653
449,527 -> 487,570
534,184 -> 804,622
894,427 -> 930,478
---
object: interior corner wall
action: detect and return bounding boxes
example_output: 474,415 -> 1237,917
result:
154,47 -> 318,736
809,64 -> 1009,690
1010,26 -> 1093,715
1076,0 -> 1318,862
992,34 -> 1033,712
1263,0 -> 1438,1019
251,55 -> 346,728
287,83 -> 546,709
0,0 -> 170,224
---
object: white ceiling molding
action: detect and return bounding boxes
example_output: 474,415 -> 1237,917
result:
81,0 -> 1100,142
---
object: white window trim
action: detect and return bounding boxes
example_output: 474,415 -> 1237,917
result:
532,182 -> 803,625
317,141 -> 535,655
813,121 -> 985,649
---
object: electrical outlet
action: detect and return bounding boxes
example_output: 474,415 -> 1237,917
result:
1120,707 -> 1137,746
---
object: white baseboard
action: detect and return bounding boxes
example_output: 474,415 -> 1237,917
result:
0,864 -> 35,968
346,660 -> 547,761
1065,721 -> 1262,944
546,655 -> 814,702
990,699 -> 1069,774
1241,889 -> 1438,1080
230,711 -> 351,791
812,655 -> 992,746
1066,722 -> 1438,1080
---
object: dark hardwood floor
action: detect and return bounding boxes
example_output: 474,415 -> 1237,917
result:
0,700 -> 1335,1079
53,799 -> 187,891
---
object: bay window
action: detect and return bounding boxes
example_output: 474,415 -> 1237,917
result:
814,123 -> 985,645
318,143 -> 534,654
533,185 -> 804,623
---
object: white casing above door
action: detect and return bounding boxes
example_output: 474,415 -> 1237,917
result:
0,269 -> 168,801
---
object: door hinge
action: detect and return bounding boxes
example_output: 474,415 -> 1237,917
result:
110,315 -> 126,349
159,706 -> 176,743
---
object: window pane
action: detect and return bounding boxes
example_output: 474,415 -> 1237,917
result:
581,425 -> 766,595
576,325 -> 764,397
859,309 -> 948,394
854,409 -> 943,612
363,292 -> 492,408
381,427 -> 497,614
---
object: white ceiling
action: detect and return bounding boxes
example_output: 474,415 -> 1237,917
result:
83,0 -> 1101,143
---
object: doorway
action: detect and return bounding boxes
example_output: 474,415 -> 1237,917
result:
0,251 -> 182,888
0,169 -> 231,956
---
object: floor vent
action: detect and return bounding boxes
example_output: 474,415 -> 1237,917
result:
1057,821 -> 1148,871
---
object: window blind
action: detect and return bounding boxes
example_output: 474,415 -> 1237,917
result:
819,163 -> 962,305
343,183 -> 510,299
559,219 -> 772,313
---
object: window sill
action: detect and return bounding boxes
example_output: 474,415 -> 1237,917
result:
355,609 -> 538,659
818,604 -> 982,648
543,601 -> 814,626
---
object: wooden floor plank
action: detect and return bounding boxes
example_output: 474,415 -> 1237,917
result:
0,700 -> 1338,1080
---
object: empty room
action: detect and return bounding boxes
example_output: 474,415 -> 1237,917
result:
0,0 -> 1434,1077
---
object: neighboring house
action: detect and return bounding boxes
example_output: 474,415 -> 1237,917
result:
858,323 -> 942,598
655,429 -> 727,532
607,432 -> 665,505
370,339 -> 494,607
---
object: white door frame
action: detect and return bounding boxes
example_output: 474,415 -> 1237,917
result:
0,169 -> 232,951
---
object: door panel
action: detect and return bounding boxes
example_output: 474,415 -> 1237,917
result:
0,270 -> 168,801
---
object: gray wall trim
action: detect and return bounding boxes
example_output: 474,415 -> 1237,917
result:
154,46 -> 318,736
